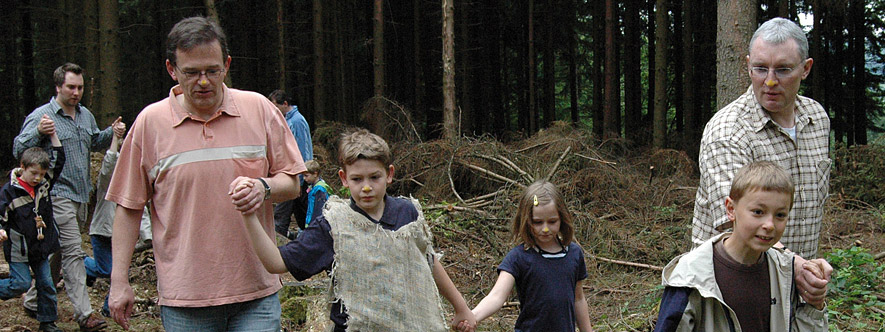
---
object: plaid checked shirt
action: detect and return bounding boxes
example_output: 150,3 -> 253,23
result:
692,87 -> 831,259
13,97 -> 113,203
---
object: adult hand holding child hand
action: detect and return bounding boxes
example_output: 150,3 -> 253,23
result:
229,176 -> 263,214
794,255 -> 832,310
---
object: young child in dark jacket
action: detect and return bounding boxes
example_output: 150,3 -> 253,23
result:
0,122 -> 65,332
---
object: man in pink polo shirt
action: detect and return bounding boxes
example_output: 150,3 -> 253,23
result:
105,17 -> 305,331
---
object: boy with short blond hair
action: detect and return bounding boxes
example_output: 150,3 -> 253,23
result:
654,161 -> 828,332
238,129 -> 475,331
302,159 -> 330,228
0,128 -> 64,332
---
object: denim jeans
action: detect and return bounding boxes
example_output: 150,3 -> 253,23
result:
85,235 -> 112,278
160,292 -> 281,332
0,260 -> 57,322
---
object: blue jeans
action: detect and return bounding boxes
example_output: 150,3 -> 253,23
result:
0,260 -> 57,322
160,292 -> 281,332
85,235 -> 112,278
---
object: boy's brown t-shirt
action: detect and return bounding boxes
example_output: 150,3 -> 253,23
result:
713,239 -> 772,332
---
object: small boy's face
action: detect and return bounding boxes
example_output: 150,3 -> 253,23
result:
338,159 -> 394,217
303,171 -> 319,185
725,189 -> 791,260
19,165 -> 48,187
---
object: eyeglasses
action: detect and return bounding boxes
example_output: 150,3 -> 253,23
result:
175,66 -> 225,80
750,63 -> 802,80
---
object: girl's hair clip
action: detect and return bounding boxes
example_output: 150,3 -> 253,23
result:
533,195 -> 539,206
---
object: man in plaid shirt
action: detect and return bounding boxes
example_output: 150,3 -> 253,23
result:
13,63 -> 125,331
692,18 -> 832,308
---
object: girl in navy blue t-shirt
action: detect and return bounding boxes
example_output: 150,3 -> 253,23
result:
467,181 -> 594,332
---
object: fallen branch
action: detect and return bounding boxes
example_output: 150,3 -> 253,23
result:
574,152 -> 618,170
496,155 -> 533,183
448,149 -> 466,204
459,161 -> 526,189
464,189 -> 505,205
434,222 -> 486,244
427,203 -> 496,218
875,251 -> 884,260
544,145 -> 572,181
514,141 -> 553,153
588,254 -> 663,271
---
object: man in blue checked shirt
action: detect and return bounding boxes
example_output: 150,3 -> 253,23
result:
13,63 -> 126,331
268,89 -> 313,240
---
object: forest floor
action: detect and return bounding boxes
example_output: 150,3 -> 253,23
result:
0,122 -> 882,331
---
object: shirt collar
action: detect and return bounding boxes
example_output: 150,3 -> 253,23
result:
49,97 -> 80,117
170,84 -> 240,127
745,85 -> 813,133
349,195 -> 395,227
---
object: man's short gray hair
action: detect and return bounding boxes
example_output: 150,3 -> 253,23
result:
750,17 -> 808,60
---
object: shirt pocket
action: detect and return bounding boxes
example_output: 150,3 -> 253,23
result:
816,158 -> 832,207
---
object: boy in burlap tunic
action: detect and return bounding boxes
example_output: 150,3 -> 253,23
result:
238,129 -> 476,331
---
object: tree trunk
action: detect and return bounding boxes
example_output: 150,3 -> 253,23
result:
313,0 -> 325,122
413,0 -> 424,123
623,0 -> 641,142
683,0 -> 699,158
568,0 -> 579,125
528,0 -> 537,133
486,0 -> 505,134
645,0 -> 656,137
276,0 -> 286,90
98,0 -> 120,126
20,1 -> 36,112
543,1 -> 555,128
673,1 -> 684,138
716,0 -> 754,110
603,0 -> 619,138
653,0 -> 668,148
849,0 -> 866,145
459,1 -> 474,133
442,0 -> 457,139
592,0 -> 605,138
373,0 -> 384,98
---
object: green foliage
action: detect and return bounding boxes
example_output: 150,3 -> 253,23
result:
824,247 -> 885,329
831,143 -> 885,206
279,284 -> 324,327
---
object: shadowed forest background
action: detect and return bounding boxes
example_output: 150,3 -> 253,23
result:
0,0 -> 883,331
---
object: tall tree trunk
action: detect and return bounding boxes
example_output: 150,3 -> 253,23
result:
673,1 -> 684,137
683,0 -> 699,158
276,0 -> 286,90
20,1 -> 36,112
849,0 -> 866,145
413,0 -> 423,122
653,0 -> 668,148
623,0 -> 641,142
313,0 -> 325,122
98,0 -> 120,126
811,0 -> 823,104
645,0 -> 656,137
716,0 -> 754,110
592,0 -> 605,138
528,0 -> 537,133
603,0 -> 619,138
543,1 -> 555,128
373,0 -> 384,98
568,0 -> 579,125
442,0 -> 457,139
486,0 -> 505,134
459,1 -> 474,133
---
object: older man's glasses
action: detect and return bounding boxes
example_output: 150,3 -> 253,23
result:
750,65 -> 801,80
176,66 -> 225,80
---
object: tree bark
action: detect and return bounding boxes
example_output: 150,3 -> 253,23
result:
568,0 -> 579,125
653,0 -> 668,148
373,0 -> 384,98
98,0 -> 120,126
716,0 -> 754,110
413,0 -> 424,126
313,0 -> 325,122
623,0 -> 641,142
442,0 -> 457,139
603,0 -> 619,138
849,0 -> 866,145
592,0 -> 605,138
683,0 -> 699,158
459,1 -> 474,133
276,0 -> 286,90
528,0 -> 537,133
543,1 -> 555,128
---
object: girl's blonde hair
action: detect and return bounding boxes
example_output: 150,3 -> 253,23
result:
511,180 -> 575,249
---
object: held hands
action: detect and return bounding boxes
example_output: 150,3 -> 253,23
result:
452,310 -> 476,332
0,229 -> 7,242
112,116 -> 127,138
38,114 -> 56,136
794,255 -> 832,310
229,176 -> 264,214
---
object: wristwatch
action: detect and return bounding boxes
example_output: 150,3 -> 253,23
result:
256,178 -> 271,200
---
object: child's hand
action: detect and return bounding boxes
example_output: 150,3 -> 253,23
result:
451,310 -> 476,332
112,116 -> 126,138
0,229 -> 7,242
38,114 -> 56,136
